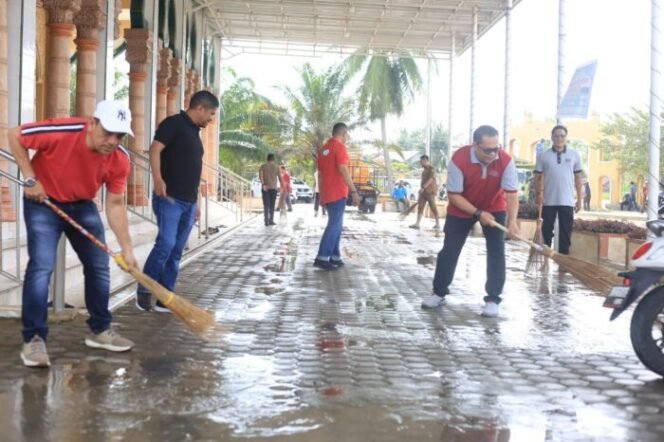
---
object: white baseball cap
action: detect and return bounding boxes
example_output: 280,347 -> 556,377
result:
93,100 -> 134,136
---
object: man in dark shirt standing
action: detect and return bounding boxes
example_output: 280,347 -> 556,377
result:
136,91 -> 219,312
409,155 -> 441,230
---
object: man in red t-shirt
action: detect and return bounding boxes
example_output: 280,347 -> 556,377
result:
314,123 -> 360,270
8,100 -> 137,368
421,125 -> 520,318
278,165 -> 293,213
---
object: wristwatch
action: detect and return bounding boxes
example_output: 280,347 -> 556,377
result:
24,177 -> 37,188
473,208 -> 482,219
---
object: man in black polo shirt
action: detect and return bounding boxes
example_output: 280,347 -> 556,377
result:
136,90 -> 219,312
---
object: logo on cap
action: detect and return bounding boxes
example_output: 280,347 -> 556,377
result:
117,110 -> 127,121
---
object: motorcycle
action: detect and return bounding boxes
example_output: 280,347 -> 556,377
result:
604,219 -> 664,377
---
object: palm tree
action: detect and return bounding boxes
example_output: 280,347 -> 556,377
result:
280,63 -> 363,160
344,50 -> 424,187
218,71 -> 290,174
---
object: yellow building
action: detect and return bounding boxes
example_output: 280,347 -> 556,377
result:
509,118 -> 623,209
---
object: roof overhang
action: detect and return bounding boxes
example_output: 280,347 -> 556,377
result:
194,0 -> 522,59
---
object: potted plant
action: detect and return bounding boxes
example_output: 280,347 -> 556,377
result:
572,219 -> 646,265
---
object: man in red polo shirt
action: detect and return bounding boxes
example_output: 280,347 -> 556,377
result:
314,123 -> 360,270
421,125 -> 520,318
8,100 -> 138,367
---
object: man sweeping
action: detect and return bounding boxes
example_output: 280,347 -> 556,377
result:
421,125 -> 520,318
8,100 -> 137,367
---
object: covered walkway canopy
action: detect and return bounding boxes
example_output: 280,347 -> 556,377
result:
194,0 -> 522,58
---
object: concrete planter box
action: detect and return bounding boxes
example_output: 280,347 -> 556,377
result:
599,233 -> 627,261
517,219 -> 538,240
570,231 -> 600,264
625,238 -> 647,269
425,201 -> 447,219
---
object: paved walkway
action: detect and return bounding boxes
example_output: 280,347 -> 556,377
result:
0,206 -> 662,442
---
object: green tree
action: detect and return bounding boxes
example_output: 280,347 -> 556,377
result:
396,124 -> 449,170
280,63 -> 362,166
219,70 -> 290,175
593,108 -> 655,182
344,50 -> 424,187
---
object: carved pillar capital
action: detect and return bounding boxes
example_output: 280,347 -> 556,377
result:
73,0 -> 105,40
157,47 -> 172,87
43,0 -> 81,25
168,57 -> 181,89
124,28 -> 152,73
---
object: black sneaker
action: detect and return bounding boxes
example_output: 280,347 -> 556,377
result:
330,259 -> 345,267
154,300 -> 171,313
269,221 -> 277,226
313,259 -> 338,270
135,292 -> 152,312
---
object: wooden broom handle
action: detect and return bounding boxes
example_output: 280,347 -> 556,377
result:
491,221 -> 545,252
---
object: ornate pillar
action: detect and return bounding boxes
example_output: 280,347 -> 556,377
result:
124,27 -> 152,206
0,0 -> 15,220
166,57 -> 181,116
184,68 -> 194,109
73,0 -> 103,117
43,0 -> 81,118
156,45 -> 171,125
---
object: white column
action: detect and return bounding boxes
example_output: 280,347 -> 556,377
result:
469,6 -> 478,142
556,0 -> 567,124
447,33 -> 455,164
425,57 -> 432,159
96,0 -> 117,101
503,0 -> 513,150
648,0 -> 662,221
8,0 -> 36,125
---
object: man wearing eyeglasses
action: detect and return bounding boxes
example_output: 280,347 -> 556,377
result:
533,125 -> 583,255
421,125 -> 519,318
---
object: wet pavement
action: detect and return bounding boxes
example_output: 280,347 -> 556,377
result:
1,207 -> 663,441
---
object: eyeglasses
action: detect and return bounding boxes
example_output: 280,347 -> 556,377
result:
478,145 -> 502,155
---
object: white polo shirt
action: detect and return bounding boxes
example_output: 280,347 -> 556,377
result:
534,146 -> 583,207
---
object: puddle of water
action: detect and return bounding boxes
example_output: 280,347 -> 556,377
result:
255,286 -> 285,296
416,256 -> 436,266
263,256 -> 297,273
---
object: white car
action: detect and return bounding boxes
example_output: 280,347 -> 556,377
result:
291,177 -> 314,203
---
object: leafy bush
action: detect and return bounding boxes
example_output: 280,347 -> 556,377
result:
518,202 -> 540,220
573,219 -> 646,239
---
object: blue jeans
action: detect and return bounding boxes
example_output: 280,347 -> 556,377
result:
432,212 -> 507,304
316,198 -> 346,261
22,198 -> 111,342
138,195 -> 196,296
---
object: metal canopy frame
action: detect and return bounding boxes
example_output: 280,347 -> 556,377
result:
192,0 -> 522,59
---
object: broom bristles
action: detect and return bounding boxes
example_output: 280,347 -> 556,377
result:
127,267 -> 216,336
540,245 -> 623,294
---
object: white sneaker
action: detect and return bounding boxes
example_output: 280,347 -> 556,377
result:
481,301 -> 500,317
421,294 -> 447,309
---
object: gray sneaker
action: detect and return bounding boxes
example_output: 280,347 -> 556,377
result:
85,329 -> 134,352
21,336 -> 51,368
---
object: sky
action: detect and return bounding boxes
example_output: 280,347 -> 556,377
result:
220,0 -> 653,147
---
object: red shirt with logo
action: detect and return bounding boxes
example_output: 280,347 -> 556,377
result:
19,118 -> 130,202
280,171 -> 292,193
317,137 -> 349,205
446,145 -> 518,218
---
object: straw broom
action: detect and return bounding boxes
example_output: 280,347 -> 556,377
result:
493,222 -> 623,294
525,204 -> 545,273
43,199 -> 216,337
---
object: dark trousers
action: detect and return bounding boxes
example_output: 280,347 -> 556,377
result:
262,189 -> 278,223
314,193 -> 326,215
541,205 -> 574,254
432,212 -> 507,304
